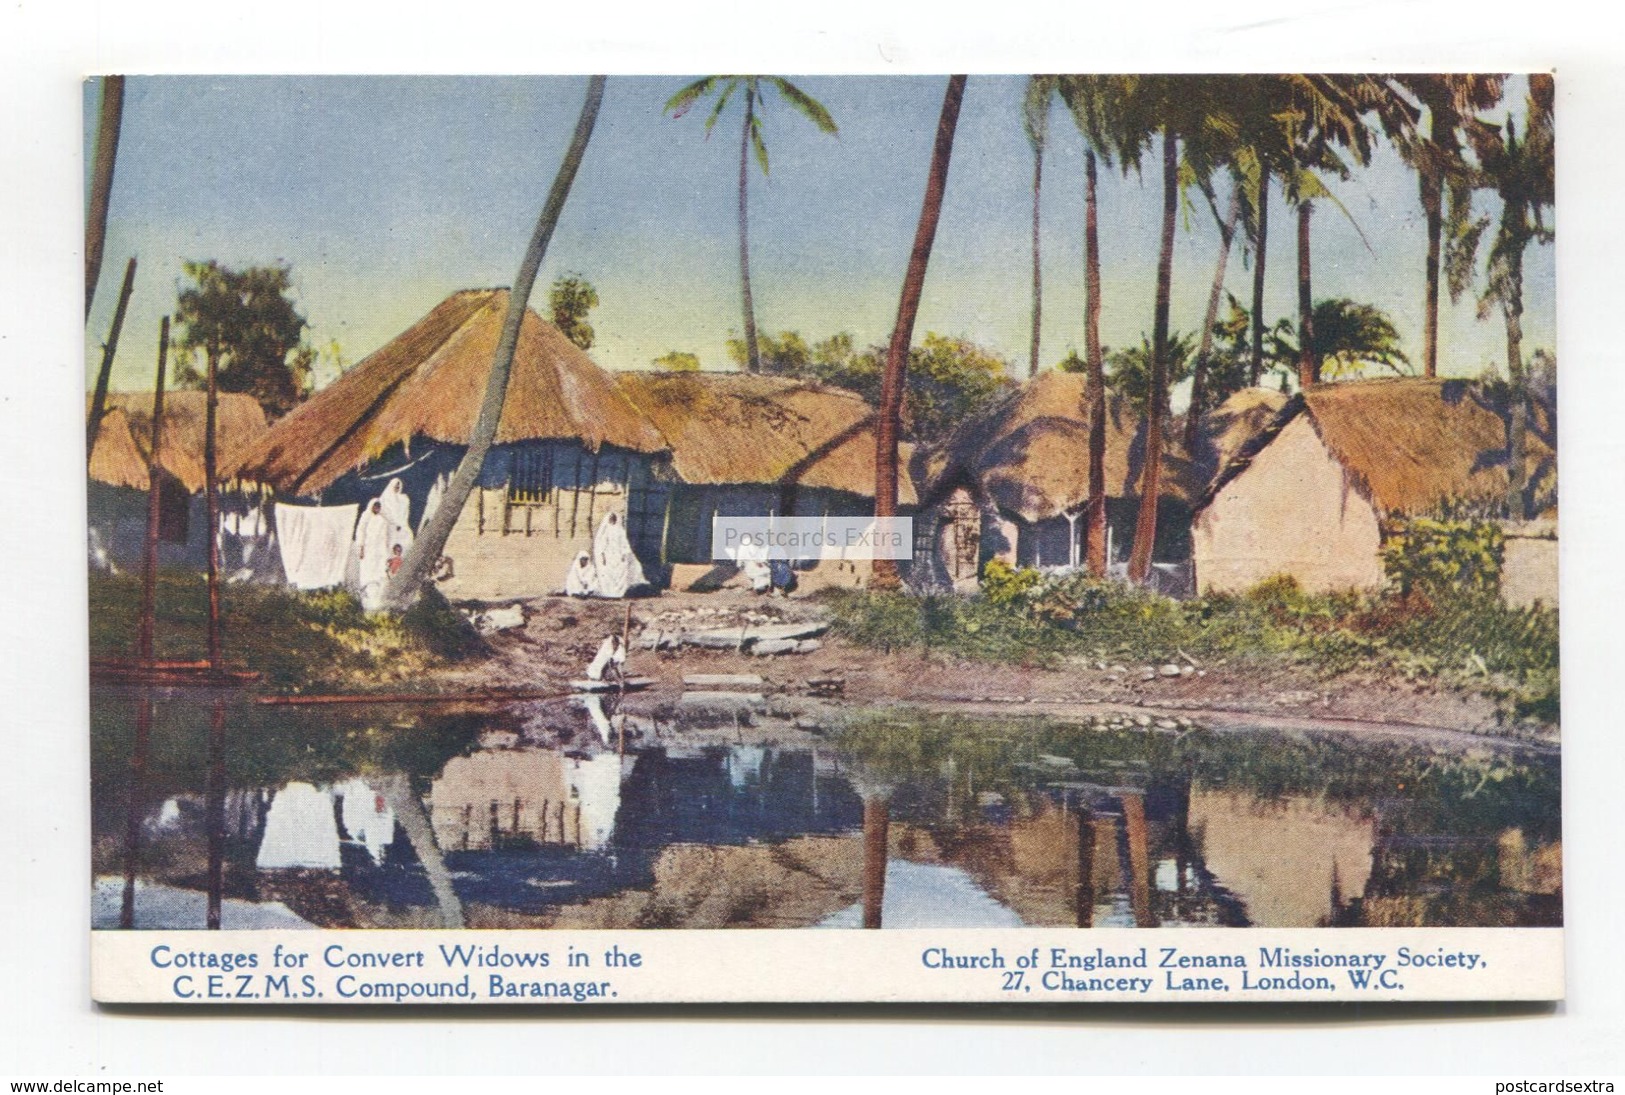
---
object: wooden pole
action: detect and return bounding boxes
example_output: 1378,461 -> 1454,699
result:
119,688 -> 153,929
85,76 -> 125,321
205,697 -> 226,929
136,317 -> 169,667
86,256 -> 137,462
204,343 -> 222,672
862,796 -> 890,929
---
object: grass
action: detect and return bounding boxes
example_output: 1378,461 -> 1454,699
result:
820,571 -> 1560,727
89,570 -> 482,691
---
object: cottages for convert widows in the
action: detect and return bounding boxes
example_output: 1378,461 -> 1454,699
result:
229,289 -> 670,601
1192,377 -> 1557,605
88,390 -> 270,572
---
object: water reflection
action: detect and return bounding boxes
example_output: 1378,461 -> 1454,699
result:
91,689 -> 1561,931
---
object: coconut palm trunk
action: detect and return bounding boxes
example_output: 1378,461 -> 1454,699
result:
1029,138 -> 1044,378
86,75 -> 125,321
1128,129 -> 1178,585
1084,149 -> 1108,577
383,76 -> 606,613
1296,200 -> 1317,389
1420,127 -> 1444,379
1186,185 -> 1243,453
738,92 -> 763,374
872,74 -> 968,591
1250,167 -> 1270,385
1503,248 -> 1528,518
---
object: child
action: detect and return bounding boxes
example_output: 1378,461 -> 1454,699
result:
386,543 -> 404,577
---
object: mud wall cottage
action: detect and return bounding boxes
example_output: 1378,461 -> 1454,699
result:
1191,378 -> 1558,596
229,289 -> 671,601
921,371 -> 1203,593
88,391 -> 270,571
613,371 -> 919,590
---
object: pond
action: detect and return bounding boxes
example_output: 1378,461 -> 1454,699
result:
90,687 -> 1562,931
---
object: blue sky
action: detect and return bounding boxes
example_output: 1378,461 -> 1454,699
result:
84,74 -> 1556,397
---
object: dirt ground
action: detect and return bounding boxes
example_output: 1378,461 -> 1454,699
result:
422,586 -> 1554,745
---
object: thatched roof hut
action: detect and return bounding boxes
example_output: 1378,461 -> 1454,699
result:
1201,377 -> 1556,517
231,289 -> 667,494
88,391 -> 269,493
615,371 -> 918,505
930,370 -> 1200,522
1193,377 -> 1558,596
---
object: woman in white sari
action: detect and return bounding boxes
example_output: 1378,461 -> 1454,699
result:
379,477 -> 414,553
353,499 -> 391,610
591,511 -> 646,598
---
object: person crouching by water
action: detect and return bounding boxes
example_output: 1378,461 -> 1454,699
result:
585,634 -> 625,682
565,551 -> 596,597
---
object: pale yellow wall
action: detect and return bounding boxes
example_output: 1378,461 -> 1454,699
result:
1501,529 -> 1559,609
439,487 -> 618,601
1193,415 -> 1385,594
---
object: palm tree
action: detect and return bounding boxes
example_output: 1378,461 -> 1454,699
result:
1267,298 -> 1412,379
86,75 -> 125,321
1023,76 -> 1058,378
666,76 -> 838,375
872,75 -> 969,591
1057,76 -> 1135,577
383,76 -> 607,612
1464,76 -> 1554,518
1389,76 -> 1506,377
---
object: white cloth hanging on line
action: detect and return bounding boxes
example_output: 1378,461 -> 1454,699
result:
275,503 -> 358,590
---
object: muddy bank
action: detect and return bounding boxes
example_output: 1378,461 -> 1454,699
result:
396,589 -> 1557,746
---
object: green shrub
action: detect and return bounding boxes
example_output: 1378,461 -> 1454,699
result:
1381,518 -> 1504,599
980,558 -> 1042,605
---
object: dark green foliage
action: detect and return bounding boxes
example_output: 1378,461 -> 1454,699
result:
824,566 -> 1558,727
549,273 -> 599,350
1381,518 -> 1504,599
89,571 -> 480,690
174,260 -> 311,417
727,329 -> 1014,445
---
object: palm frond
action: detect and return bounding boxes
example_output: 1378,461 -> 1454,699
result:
768,77 -> 839,135
665,76 -> 725,118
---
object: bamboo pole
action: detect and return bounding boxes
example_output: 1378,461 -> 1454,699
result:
205,697 -> 226,929
204,341 -> 222,672
86,257 -> 137,462
119,689 -> 153,929
136,317 -> 169,667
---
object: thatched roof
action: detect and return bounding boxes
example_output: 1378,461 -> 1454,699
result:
88,390 -> 269,493
930,370 -> 1201,524
1203,387 -> 1289,475
230,290 -> 667,494
1201,377 -> 1557,517
615,371 -> 918,505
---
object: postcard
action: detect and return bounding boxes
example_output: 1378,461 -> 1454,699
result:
85,73 -> 1561,1004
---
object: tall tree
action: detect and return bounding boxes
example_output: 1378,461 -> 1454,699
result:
1389,76 -> 1506,377
85,75 -> 125,321
1464,76 -> 1555,518
1127,126 -> 1180,583
383,75 -> 607,613
872,75 -> 968,590
1057,76 -> 1134,577
1023,76 -> 1058,378
174,261 -> 311,418
666,76 -> 838,374
549,273 -> 599,350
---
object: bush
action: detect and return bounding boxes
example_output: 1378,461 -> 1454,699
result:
980,558 -> 1042,605
1381,518 -> 1504,599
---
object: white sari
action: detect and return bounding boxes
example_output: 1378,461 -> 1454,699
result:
591,512 -> 646,598
353,502 -> 391,609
